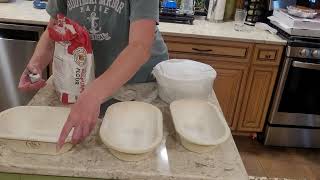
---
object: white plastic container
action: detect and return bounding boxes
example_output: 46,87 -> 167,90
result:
152,59 -> 217,104
0,106 -> 73,155
170,99 -> 231,153
99,101 -> 163,161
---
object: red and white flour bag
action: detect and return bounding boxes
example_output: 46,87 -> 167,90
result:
48,14 -> 95,104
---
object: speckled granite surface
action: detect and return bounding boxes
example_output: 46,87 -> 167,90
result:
0,79 -> 248,179
0,1 -> 286,45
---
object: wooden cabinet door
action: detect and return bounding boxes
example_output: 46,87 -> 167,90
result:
238,66 -> 278,132
202,62 -> 248,130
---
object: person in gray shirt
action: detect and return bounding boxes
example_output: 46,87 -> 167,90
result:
18,0 -> 168,150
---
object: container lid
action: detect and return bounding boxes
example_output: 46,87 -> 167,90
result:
0,106 -> 72,143
170,99 -> 230,146
153,59 -> 217,81
99,101 -> 163,154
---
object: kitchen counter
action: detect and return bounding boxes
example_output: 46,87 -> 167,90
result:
0,79 -> 248,180
0,1 -> 286,45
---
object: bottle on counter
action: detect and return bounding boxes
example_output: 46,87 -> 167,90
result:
223,0 -> 236,21
180,0 -> 195,15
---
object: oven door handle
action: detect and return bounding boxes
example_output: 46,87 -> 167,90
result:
292,61 -> 320,71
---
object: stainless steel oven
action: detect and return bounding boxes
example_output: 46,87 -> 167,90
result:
264,37 -> 320,148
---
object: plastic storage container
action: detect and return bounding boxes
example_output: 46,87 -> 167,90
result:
170,99 -> 231,153
99,101 -> 163,161
152,59 -> 217,104
0,106 -> 73,155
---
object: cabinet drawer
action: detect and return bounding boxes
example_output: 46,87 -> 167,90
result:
164,36 -> 253,63
253,44 -> 284,65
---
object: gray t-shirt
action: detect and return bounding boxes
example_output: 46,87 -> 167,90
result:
46,0 -> 168,83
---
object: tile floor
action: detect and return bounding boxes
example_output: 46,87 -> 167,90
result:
234,136 -> 320,180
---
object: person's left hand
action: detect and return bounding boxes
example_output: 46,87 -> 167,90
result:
57,91 -> 100,151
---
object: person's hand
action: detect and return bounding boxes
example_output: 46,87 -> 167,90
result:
18,64 -> 46,91
57,91 -> 100,151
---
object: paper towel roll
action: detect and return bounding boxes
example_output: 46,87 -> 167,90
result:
211,0 -> 227,22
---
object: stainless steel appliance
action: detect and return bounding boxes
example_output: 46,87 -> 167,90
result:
0,23 -> 46,112
264,26 -> 320,148
268,0 -> 320,10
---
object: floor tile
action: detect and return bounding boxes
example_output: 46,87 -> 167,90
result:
259,159 -> 310,179
240,151 -> 267,177
233,135 -> 319,180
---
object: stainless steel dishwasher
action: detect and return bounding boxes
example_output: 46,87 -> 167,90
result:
0,23 -> 46,112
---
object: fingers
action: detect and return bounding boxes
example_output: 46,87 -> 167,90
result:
71,125 -> 83,145
57,118 -> 73,151
82,124 -> 90,140
18,66 -> 45,91
19,79 -> 46,91
28,79 -> 47,90
18,71 -> 31,89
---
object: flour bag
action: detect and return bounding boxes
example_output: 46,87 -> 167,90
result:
48,14 -> 95,104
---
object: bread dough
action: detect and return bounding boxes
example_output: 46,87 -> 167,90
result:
100,101 -> 163,154
170,99 -> 231,146
180,136 -> 215,154
108,148 -> 152,162
4,139 -> 73,155
0,106 -> 74,155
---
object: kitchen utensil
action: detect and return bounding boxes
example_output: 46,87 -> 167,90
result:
255,22 -> 278,34
170,99 -> 231,153
99,101 -> 163,161
152,59 -> 217,104
0,106 -> 73,155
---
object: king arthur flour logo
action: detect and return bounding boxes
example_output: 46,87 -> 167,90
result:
87,12 -> 111,41
67,0 -> 126,41
73,47 -> 87,67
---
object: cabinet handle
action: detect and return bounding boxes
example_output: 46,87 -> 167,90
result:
265,55 -> 271,59
192,48 -> 213,52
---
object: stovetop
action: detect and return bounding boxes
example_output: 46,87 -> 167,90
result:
269,22 -> 320,48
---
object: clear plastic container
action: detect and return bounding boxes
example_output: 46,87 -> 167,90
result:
180,0 -> 194,15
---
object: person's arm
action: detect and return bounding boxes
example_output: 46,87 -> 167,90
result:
57,19 -> 156,149
87,19 -> 155,102
18,18 -> 56,91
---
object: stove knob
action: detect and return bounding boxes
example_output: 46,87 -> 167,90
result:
300,49 -> 310,57
312,50 -> 319,58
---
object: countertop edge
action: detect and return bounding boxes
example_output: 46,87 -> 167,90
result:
161,31 -> 287,45
0,18 -> 48,26
0,19 -> 286,45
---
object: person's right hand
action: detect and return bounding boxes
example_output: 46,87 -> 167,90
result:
18,64 -> 46,91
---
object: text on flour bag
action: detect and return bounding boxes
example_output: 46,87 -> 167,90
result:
48,14 -> 95,104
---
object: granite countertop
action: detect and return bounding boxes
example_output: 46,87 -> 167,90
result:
0,1 -> 286,45
0,79 -> 248,180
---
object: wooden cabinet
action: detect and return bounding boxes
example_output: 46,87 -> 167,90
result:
165,36 -> 253,63
237,66 -> 278,131
211,64 -> 248,130
164,35 -> 284,133
253,44 -> 284,66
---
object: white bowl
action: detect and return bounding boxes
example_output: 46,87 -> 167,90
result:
99,101 -> 163,161
170,99 -> 231,153
152,59 -> 217,103
0,106 -> 73,155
